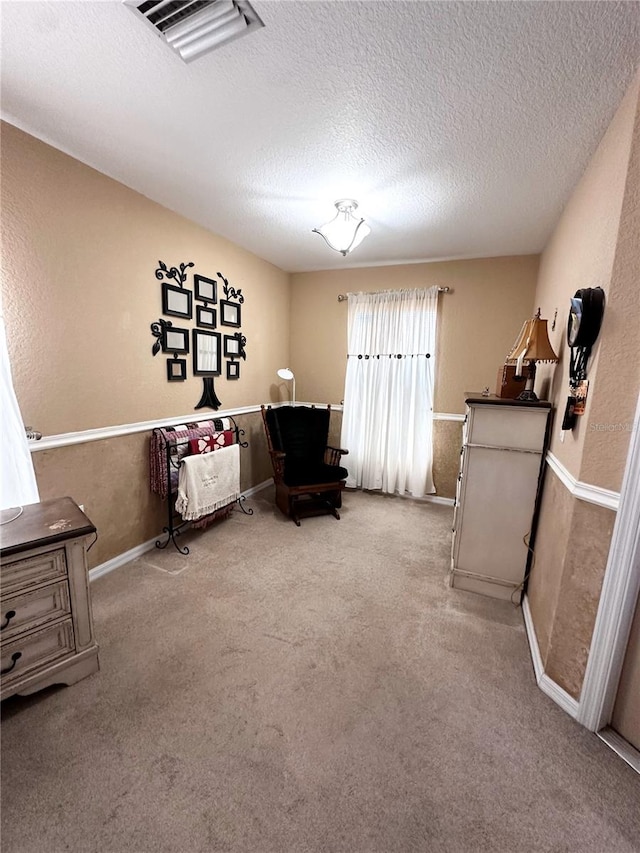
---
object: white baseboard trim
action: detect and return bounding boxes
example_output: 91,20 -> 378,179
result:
546,452 -> 620,511
598,727 -> 640,775
421,494 -> 455,506
522,594 -> 579,719
522,594 -> 544,682
89,482 -> 271,581
241,479 -> 272,497
89,535 -> 158,582
539,673 -> 580,719
358,489 -> 455,506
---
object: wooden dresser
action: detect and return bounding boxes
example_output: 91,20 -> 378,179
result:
1,497 -> 99,700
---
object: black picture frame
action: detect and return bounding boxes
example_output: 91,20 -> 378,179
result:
192,329 -> 221,376
162,325 -> 189,354
196,305 -> 217,329
162,282 -> 192,319
166,357 -> 187,382
226,360 -> 240,380
220,300 -> 241,328
223,334 -> 241,358
194,275 -> 217,304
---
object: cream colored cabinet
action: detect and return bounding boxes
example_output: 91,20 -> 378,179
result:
450,395 -> 551,601
0,497 -> 99,699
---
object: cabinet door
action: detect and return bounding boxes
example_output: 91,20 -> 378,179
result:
454,445 -> 542,584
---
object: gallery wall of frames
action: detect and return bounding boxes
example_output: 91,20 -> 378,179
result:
150,260 -> 247,410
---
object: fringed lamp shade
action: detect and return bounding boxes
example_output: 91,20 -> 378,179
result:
505,310 -> 558,401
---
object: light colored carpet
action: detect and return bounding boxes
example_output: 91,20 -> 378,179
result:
2,489 -> 639,853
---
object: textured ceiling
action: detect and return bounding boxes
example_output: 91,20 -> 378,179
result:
1,1 -> 639,272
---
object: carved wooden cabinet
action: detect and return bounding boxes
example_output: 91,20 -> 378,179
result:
450,395 -> 551,601
1,497 -> 99,699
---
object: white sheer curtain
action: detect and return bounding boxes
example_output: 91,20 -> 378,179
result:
1,313 -> 39,510
340,287 -> 438,497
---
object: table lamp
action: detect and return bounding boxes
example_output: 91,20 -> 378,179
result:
505,309 -> 558,401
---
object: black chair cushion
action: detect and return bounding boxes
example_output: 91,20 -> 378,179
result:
266,406 -> 330,465
283,462 -> 349,487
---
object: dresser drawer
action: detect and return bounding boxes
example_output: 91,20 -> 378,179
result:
467,405 -> 548,451
1,620 -> 75,687
0,549 -> 67,595
1,581 -> 71,643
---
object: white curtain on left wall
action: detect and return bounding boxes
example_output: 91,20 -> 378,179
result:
341,287 -> 438,498
1,313 -> 39,510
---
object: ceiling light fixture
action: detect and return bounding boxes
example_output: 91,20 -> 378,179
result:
124,0 -> 264,63
312,199 -> 371,256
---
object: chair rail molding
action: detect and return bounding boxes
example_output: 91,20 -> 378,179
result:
30,403 -> 333,452
29,404 -> 269,451
433,412 -> 466,422
545,451 -> 620,511
29,404 -> 461,452
577,390 -> 640,733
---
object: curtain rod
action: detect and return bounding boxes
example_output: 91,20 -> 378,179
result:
337,287 -> 450,302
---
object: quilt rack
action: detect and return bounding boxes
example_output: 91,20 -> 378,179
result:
150,416 -> 253,555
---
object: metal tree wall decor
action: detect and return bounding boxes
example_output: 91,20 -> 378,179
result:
156,260 -> 194,287
149,262 -> 247,410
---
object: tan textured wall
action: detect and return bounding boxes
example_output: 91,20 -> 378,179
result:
0,122 -> 290,436
1,123 -> 291,564
529,471 -> 616,700
32,434 -> 165,569
528,72 -> 640,700
533,73 -> 639,485
544,498 -> 616,698
601,83 -> 640,749
289,256 -> 539,414
527,470 -> 573,664
579,81 -> 640,491
433,421 -> 464,499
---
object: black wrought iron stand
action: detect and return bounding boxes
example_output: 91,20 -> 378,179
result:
153,416 -> 253,555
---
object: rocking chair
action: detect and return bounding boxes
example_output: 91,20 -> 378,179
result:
261,405 -> 349,526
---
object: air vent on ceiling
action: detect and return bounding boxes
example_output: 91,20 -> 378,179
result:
124,0 -> 264,62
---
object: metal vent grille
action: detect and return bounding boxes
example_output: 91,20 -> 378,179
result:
124,0 -> 264,62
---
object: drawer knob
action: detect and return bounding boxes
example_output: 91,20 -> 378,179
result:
1,651 -> 22,675
1,610 -> 16,630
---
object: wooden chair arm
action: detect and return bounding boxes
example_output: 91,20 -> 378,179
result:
268,449 -> 286,479
325,445 -> 349,465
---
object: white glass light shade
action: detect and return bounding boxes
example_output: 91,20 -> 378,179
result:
313,199 -> 371,256
276,368 -> 296,406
